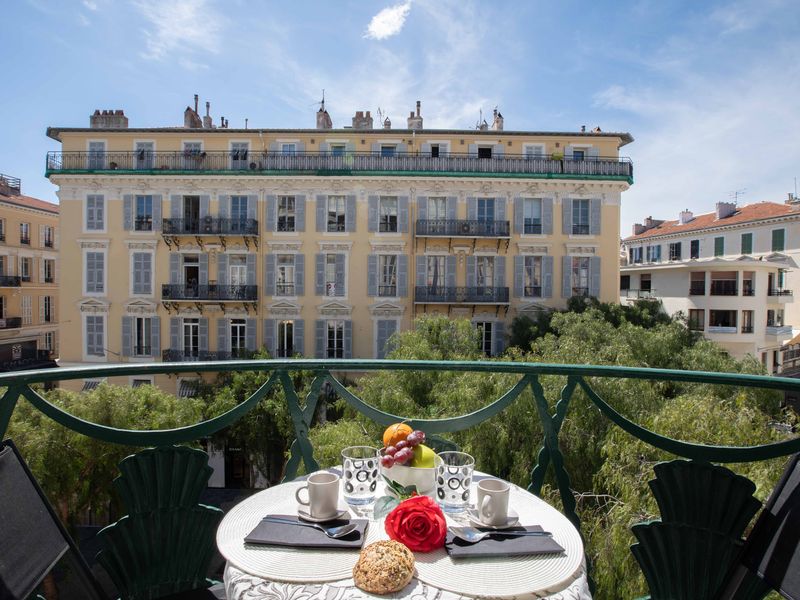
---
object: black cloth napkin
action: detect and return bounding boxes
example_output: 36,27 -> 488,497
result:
445,525 -> 565,558
244,514 -> 368,550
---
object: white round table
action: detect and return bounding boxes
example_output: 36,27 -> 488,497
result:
217,472 -> 591,599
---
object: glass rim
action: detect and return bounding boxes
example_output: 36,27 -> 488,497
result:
341,445 -> 380,458
435,451 -> 475,467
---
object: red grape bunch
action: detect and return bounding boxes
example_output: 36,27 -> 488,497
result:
380,429 -> 426,468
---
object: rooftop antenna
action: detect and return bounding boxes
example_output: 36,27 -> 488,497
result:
729,188 -> 747,203
319,89 -> 326,111
475,108 -> 483,129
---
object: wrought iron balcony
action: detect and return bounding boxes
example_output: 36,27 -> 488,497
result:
414,286 -> 509,303
710,281 -> 738,296
689,282 -> 705,295
0,275 -> 21,287
768,288 -> 793,296
0,349 -> 55,372
161,349 -> 256,362
0,172 -> 21,196
0,317 -> 22,329
415,219 -> 511,237
45,151 -> 634,182
161,284 -> 258,301
621,288 -> 657,300
162,218 -> 259,236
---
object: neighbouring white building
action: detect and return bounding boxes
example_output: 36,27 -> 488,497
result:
621,198 -> 800,373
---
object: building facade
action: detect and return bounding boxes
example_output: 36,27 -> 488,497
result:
621,200 -> 800,373
47,100 -> 633,393
0,173 -> 59,371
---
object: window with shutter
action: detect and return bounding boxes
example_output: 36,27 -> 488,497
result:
772,229 -> 785,251
379,197 -> 398,232
134,195 -> 154,231
132,252 -> 152,295
741,233 -> 753,255
85,251 -> 104,294
276,255 -> 295,296
714,237 -> 725,257
476,322 -> 493,356
133,317 -> 152,356
379,255 -> 397,296
277,320 -> 294,358
571,257 -> 590,297
571,199 -> 590,235
86,195 -> 105,231
326,320 -> 345,358
523,256 -> 543,297
523,199 -> 543,234
230,142 -> 249,169
85,315 -> 104,356
277,196 -> 296,232
327,196 -> 346,232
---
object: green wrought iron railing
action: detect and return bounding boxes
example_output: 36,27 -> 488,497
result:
1,359 -> 799,538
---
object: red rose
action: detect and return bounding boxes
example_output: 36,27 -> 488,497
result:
384,495 -> 447,552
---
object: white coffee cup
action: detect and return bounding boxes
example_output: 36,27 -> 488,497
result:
477,478 -> 510,526
295,472 -> 340,519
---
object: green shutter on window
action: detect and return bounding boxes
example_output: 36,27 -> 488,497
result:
741,233 -> 753,255
772,229 -> 785,251
714,237 -> 725,257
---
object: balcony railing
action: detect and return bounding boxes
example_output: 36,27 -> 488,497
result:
20,236 -> 30,245
161,284 -> 258,301
0,173 -> 21,196
524,222 -> 543,235
414,286 -> 510,303
0,317 -> 22,329
621,288 -> 657,300
46,151 -> 634,181
378,285 -> 397,297
0,275 -> 21,287
769,288 -> 794,296
689,282 -> 705,295
0,349 -> 55,372
524,286 -> 543,297
741,326 -> 754,333
161,349 -> 256,362
415,219 -> 511,237
710,281 -> 738,296
162,218 -> 259,236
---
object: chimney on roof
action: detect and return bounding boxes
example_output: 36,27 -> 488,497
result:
715,201 -> 736,220
632,223 -> 647,235
352,110 -> 373,129
592,126 -> 602,133
787,192 -> 800,205
316,96 -> 333,130
581,125 -> 586,133
407,100 -> 423,130
383,116 -> 392,129
184,94 -> 202,128
491,108 -> 504,131
194,94 -> 199,113
632,216 -> 664,235
202,101 -> 214,129
678,209 -> 694,225
90,109 -> 128,128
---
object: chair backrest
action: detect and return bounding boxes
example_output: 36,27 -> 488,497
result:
95,445 -> 223,600
0,439 -> 105,600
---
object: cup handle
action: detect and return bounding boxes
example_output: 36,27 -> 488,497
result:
295,485 -> 310,506
480,495 -> 493,521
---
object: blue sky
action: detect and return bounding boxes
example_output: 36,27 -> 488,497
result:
2,0 -> 799,233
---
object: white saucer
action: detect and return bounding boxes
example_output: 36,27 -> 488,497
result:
467,507 -> 520,529
297,507 -> 350,523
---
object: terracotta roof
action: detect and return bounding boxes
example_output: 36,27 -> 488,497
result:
623,202 -> 799,242
0,193 -> 59,215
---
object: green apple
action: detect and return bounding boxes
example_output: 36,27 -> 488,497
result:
411,444 -> 435,468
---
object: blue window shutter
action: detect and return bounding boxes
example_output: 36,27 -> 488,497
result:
169,254 -> 180,284
446,256 -> 456,288
123,194 -> 133,230
542,198 -> 554,235
344,320 -> 353,358
467,197 -> 477,220
200,195 -> 210,220
199,254 -> 208,285
397,255 -> 408,296
417,196 -> 427,222
376,320 -> 396,359
218,195 -> 229,219
562,256 -> 572,298
562,199 -> 572,235
368,196 -> 378,232
293,319 -> 305,356
170,195 -> 181,218
199,318 -> 208,352
421,143 -> 431,156
265,195 -> 276,231
265,254 -> 276,295
296,195 -> 306,232
447,197 -> 457,220
543,256 -> 554,298
315,254 -> 324,295
316,195 -> 326,232
247,195 -> 257,220
152,194 -> 162,231
590,198 -> 601,235
416,256 -> 426,286
132,254 -> 142,294
264,319 -> 276,357
514,197 -> 523,234
121,316 -> 132,357
492,321 -> 506,356
150,316 -> 160,357
345,195 -> 356,232
398,196 -> 409,233
315,320 -> 325,358
367,255 -> 378,296
170,317 -> 180,350
495,256 -> 506,287
589,256 -> 601,298
246,318 -> 256,351
217,254 -> 228,285
142,253 -> 152,294
217,318 -> 228,352
246,254 -> 256,285
468,144 -> 478,157
466,256 -> 476,288
335,254 -> 346,296
496,198 -> 506,222
493,143 -> 504,157
513,256 -> 523,297
295,254 -> 305,295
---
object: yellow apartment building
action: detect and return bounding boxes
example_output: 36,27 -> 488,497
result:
0,173 -> 59,372
46,99 -> 633,393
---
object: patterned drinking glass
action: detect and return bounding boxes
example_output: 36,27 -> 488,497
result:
435,451 -> 475,513
341,446 -> 380,505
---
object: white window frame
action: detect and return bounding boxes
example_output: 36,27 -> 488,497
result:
129,250 -> 155,297
229,140 -> 250,169
523,198 -> 543,235
86,139 -> 107,169
85,195 -> 106,233
133,316 -> 153,356
326,319 -> 345,359
276,254 -> 295,296
83,248 -> 107,296
228,254 -> 248,286
327,195 -> 347,232
20,222 -> 30,245
44,331 -> 55,352
522,143 -> 545,158
276,319 -> 295,358
379,196 -> 398,233
21,295 -> 32,325
523,255 -> 543,297
425,141 -> 451,157
230,318 -> 247,356
134,195 -> 154,232
324,253 -> 337,297
82,313 -> 107,362
133,139 -> 156,170
19,257 -> 31,282
475,321 -> 493,356
277,195 -> 296,232
378,254 -> 398,297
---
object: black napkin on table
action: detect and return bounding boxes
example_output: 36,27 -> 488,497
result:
244,514 -> 368,550
445,525 -> 565,558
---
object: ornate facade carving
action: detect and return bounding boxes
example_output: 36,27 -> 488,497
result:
317,300 -> 353,317
267,241 -> 303,253
77,239 -> 110,249
368,301 -> 405,317
317,240 -> 353,253
78,298 -> 110,313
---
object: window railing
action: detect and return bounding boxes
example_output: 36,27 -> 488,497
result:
571,287 -> 590,297
0,317 -> 22,329
161,218 -> 259,236
524,286 -> 543,297
379,221 -> 398,233
327,220 -> 346,233
689,282 -> 705,295
571,224 -> 590,236
621,289 -> 657,299
741,326 -> 754,333
768,288 -> 793,297
20,236 -> 30,245
710,281 -> 738,296
46,151 -> 634,181
524,222 -> 543,235
134,217 -> 153,232
415,219 -> 511,237
742,285 -> 755,296
414,286 -> 510,303
276,219 -> 295,232
0,276 -> 21,287
44,238 -> 54,248
20,274 -> 31,283
275,283 -> 295,296
161,284 -> 258,301
378,285 -> 397,297
133,346 -> 152,356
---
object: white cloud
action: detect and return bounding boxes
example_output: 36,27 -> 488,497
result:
365,1 -> 412,40
77,13 -> 91,26
82,0 -> 98,10
133,0 -> 223,61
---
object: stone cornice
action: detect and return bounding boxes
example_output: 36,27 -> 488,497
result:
77,238 -> 110,249
124,300 -> 158,314
267,300 -> 302,317
517,243 -> 552,255
317,240 -> 353,253
78,298 -> 110,313
368,301 -> 405,317
369,240 -> 406,253
564,243 -> 598,255
267,240 -> 303,253
125,239 -> 159,250
317,300 -> 353,316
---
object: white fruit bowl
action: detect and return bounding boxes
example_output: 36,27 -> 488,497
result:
381,463 -> 436,495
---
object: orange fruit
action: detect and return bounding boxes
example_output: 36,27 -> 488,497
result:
383,423 -> 412,448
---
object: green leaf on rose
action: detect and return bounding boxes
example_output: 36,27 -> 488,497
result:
373,495 -> 400,519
